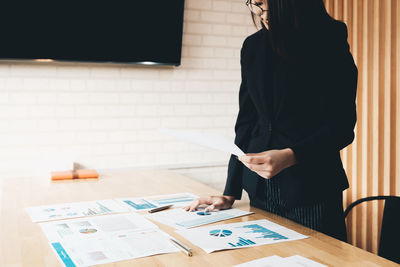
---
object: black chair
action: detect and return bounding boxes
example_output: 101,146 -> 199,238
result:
344,195 -> 400,264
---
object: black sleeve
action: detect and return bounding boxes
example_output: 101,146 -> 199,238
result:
223,42 -> 258,200
290,23 -> 358,163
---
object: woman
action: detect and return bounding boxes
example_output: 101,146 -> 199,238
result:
185,0 -> 357,242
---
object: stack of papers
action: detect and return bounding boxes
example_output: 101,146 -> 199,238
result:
176,219 -> 308,253
233,255 -> 327,267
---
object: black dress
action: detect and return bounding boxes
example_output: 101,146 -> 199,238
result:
224,22 -> 357,242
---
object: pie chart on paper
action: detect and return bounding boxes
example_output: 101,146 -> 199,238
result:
79,228 -> 98,234
197,211 -> 211,216
209,229 -> 232,237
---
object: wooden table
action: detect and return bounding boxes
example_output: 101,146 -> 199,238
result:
0,170 -> 397,267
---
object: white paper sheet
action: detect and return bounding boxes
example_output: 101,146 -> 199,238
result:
40,213 -> 179,267
233,255 -> 327,267
146,208 -> 253,230
26,199 -> 129,222
116,192 -> 199,211
233,255 -> 288,267
176,219 -> 308,253
160,128 -> 245,156
285,255 -> 327,267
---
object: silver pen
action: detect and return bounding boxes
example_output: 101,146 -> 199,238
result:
148,204 -> 173,213
169,238 -> 193,257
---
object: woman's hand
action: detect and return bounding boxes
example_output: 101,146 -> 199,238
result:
238,148 -> 297,179
184,195 -> 235,212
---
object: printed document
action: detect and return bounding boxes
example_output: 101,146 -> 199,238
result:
40,213 -> 179,267
116,192 -> 199,211
26,199 -> 129,222
233,255 -> 327,267
176,219 -> 308,253
146,208 -> 252,229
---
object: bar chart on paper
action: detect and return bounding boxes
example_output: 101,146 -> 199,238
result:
26,200 -> 129,223
123,200 -> 157,210
177,219 -> 308,253
229,237 -> 256,247
147,193 -> 198,206
242,224 -> 289,240
227,224 -> 288,248
82,202 -> 113,216
117,193 -> 199,211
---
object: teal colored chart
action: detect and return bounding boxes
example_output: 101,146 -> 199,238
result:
82,202 -> 112,216
241,224 -> 288,240
44,208 -> 56,212
228,237 -> 256,247
152,195 -> 195,205
52,242 -> 76,267
209,229 -> 232,237
124,199 -> 157,210
197,211 -> 211,216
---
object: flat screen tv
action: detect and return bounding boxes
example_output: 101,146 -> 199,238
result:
0,1 -> 185,66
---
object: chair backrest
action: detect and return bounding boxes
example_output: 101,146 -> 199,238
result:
344,195 -> 400,264
378,197 -> 400,263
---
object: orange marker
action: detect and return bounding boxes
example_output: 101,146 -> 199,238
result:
51,169 -> 99,181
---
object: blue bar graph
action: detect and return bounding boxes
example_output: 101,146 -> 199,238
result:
96,202 -> 112,212
153,196 -> 195,205
83,202 -> 113,216
229,237 -> 256,247
241,224 -> 288,240
123,200 -> 157,210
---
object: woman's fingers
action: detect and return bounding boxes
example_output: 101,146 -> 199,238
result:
183,199 -> 199,211
183,204 -> 195,211
242,162 -> 271,172
204,204 -> 215,212
257,171 -> 272,179
206,197 -> 226,211
239,154 -> 271,164
240,161 -> 274,179
205,199 -> 227,211
185,196 -> 232,212
185,196 -> 213,212
187,198 -> 202,212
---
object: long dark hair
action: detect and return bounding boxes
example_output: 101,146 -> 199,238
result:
252,0 -> 334,59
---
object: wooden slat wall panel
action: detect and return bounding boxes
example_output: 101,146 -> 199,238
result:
324,0 -> 400,254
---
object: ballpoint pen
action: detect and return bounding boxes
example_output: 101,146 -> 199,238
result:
148,204 -> 173,213
169,238 -> 193,257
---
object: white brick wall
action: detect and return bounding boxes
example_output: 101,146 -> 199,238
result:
0,0 -> 257,179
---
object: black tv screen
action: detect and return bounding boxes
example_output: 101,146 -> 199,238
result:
0,1 -> 185,66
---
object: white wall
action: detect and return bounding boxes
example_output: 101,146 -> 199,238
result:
0,0 -> 256,179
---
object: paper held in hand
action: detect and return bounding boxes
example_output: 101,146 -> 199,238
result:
160,128 -> 245,156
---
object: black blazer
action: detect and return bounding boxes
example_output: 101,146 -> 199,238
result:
223,21 -> 358,208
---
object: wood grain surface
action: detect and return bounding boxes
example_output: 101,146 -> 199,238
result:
0,170 -> 397,266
